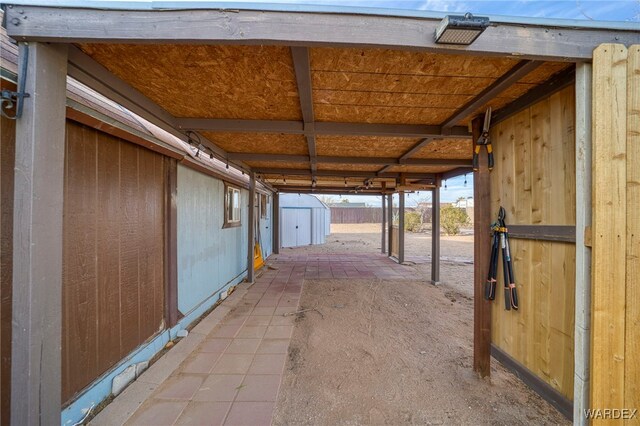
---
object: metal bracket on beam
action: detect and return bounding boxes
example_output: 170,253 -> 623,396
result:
1,43 -> 30,119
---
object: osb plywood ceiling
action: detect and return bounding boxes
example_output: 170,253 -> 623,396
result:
79,44 -> 302,120
201,132 -> 309,156
315,135 -> 420,158
77,43 -> 570,189
412,139 -> 473,160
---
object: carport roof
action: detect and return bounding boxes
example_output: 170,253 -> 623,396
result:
3,2 -> 639,194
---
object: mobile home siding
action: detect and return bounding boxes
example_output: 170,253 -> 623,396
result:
62,120 -> 166,403
176,165 -> 249,315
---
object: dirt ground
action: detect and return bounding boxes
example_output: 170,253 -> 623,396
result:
273,224 -> 568,425
281,223 -> 475,299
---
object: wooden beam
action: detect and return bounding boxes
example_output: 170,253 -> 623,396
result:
431,184 -> 441,285
291,47 -> 317,176
472,116 -> 492,378
574,62 -> 592,425
7,6 -> 640,60
398,191 -> 405,264
257,167 -> 435,179
387,193 -> 394,256
375,137 -> 435,175
247,172 -> 256,283
441,167 -> 471,180
177,118 -> 471,139
315,122 -> 471,138
273,193 -> 280,254
228,152 -> 472,167
441,60 -> 543,129
11,42 -> 68,426
399,138 -> 435,160
492,66 -> 576,125
492,345 -> 573,420
275,187 -> 382,195
381,194 -> 387,254
507,225 -> 576,243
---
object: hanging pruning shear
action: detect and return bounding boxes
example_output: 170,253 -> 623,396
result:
472,107 -> 494,172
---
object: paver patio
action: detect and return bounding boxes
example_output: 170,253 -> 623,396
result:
90,254 -> 419,426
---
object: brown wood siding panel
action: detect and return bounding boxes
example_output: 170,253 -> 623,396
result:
118,141 -> 141,356
96,132 -> 122,372
0,80 -> 16,426
62,121 -> 165,403
62,122 -> 99,402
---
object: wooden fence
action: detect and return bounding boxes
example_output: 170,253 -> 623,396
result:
331,207 -> 431,224
591,43 -> 639,419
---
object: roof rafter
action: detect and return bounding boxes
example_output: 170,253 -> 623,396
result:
377,61 -> 543,181
291,46 -> 317,177
440,60 -> 544,129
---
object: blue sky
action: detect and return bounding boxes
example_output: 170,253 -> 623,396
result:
282,0 -> 640,22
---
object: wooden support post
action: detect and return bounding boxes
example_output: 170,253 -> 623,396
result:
381,194 -> 386,254
387,193 -> 393,256
247,172 -> 256,283
472,116 -> 492,378
11,42 -> 68,426
165,158 -> 179,327
574,62 -> 592,425
398,191 -> 405,264
431,183 -> 441,285
273,192 -> 280,255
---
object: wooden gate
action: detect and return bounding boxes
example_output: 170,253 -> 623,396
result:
590,44 -> 639,419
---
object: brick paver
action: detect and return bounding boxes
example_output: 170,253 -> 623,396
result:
93,253 -> 417,426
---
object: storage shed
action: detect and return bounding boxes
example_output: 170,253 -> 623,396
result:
279,194 -> 330,248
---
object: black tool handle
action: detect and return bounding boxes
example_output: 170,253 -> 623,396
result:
488,151 -> 494,171
509,284 -> 519,310
485,280 -> 496,300
472,151 -> 479,171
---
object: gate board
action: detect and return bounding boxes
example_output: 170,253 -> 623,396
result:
62,120 -> 165,403
490,85 -> 576,400
591,44 -> 640,419
0,78 -> 16,426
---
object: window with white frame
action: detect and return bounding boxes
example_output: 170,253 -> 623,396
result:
224,184 -> 242,227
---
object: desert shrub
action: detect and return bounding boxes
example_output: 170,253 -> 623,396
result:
404,211 -> 422,232
440,206 -> 470,235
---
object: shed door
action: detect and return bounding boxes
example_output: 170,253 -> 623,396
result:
296,208 -> 312,246
281,208 -> 298,248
